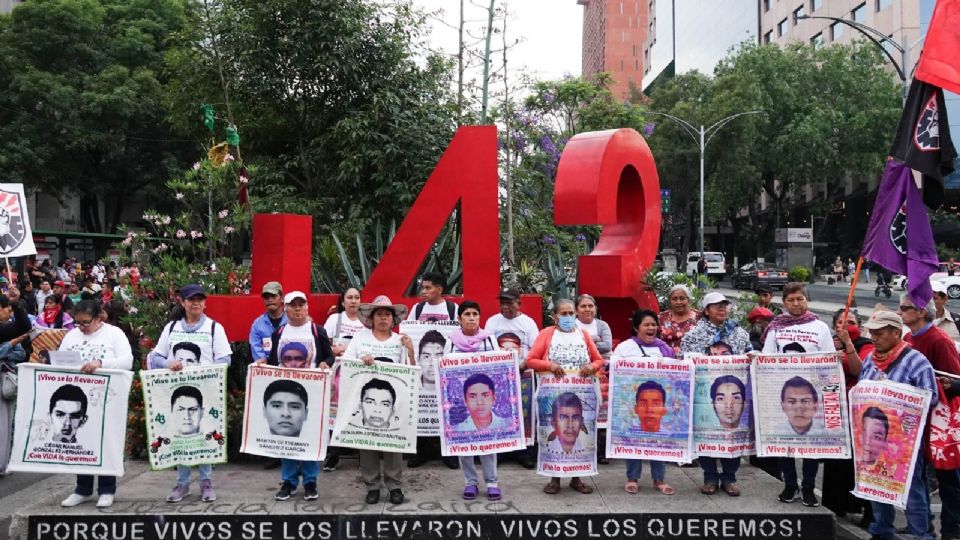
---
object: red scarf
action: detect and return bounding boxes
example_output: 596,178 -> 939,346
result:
42,305 -> 61,325
871,341 -> 908,372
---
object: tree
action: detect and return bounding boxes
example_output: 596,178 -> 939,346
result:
164,0 -> 458,238
0,0 -> 192,232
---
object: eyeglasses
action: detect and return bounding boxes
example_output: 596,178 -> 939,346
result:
898,305 -> 916,312
75,319 -> 95,327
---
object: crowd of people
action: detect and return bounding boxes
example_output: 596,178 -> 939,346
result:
1,258 -> 959,540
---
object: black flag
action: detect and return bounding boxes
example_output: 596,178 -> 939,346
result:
890,79 -> 957,209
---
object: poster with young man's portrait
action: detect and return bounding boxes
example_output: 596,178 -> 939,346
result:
536,374 -> 600,478
606,357 -> 694,463
241,364 -> 331,461
690,354 -> 756,457
8,364 -> 132,475
399,320 -> 459,437
140,364 -> 228,469
752,354 -> 851,458
330,359 -> 420,453
437,351 -> 524,456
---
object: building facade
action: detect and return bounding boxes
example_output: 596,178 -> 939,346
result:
578,0 -> 652,101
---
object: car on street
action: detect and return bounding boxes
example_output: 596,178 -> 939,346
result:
731,262 -> 789,290
934,275 -> 960,299
685,251 -> 727,278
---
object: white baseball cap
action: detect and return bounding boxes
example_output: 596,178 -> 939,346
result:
931,280 -> 948,296
283,291 -> 307,304
701,292 -> 731,309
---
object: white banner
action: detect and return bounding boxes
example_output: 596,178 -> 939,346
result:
752,354 -> 851,459
399,320 -> 459,437
330,359 -> 420,453
0,183 -> 37,257
241,364 -> 331,461
850,380 -> 931,509
536,374 -> 600,477
437,351 -> 524,456
8,364 -> 131,475
690,354 -> 756,457
141,365 -> 228,469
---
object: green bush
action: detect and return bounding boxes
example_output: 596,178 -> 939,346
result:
788,266 -> 812,283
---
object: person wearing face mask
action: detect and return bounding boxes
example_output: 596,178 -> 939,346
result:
611,309 -> 676,496
525,298 -> 604,495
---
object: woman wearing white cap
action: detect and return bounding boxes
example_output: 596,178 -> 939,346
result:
344,295 -> 415,506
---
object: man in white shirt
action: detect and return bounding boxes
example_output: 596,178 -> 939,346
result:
454,373 -> 510,432
407,272 -> 457,322
932,281 -> 960,342
484,288 -> 540,356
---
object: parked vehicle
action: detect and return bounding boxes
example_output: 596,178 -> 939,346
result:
685,252 -> 726,277
731,262 -> 789,290
934,276 -> 960,299
891,274 -> 906,290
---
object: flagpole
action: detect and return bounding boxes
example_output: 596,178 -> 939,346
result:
842,257 -> 864,323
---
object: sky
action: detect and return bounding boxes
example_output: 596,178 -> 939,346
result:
412,0 -> 583,85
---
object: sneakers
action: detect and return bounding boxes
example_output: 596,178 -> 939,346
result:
61,493 -> 95,507
365,489 -> 380,504
200,479 -> 216,502
322,455 -> 339,472
304,482 -> 319,501
166,484 -> 190,503
96,494 -> 115,508
442,457 -> 460,470
389,488 -> 404,505
801,488 -> 819,507
778,485 -> 799,503
275,481 -> 296,501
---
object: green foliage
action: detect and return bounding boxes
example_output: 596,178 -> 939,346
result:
788,265 -> 812,283
936,243 -> 959,262
0,0 -> 192,232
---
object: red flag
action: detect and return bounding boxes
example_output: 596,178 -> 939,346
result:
915,0 -> 960,95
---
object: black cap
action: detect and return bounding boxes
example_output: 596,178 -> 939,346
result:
497,288 -> 520,301
179,284 -> 206,300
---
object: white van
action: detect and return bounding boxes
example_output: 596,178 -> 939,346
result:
686,252 -> 727,277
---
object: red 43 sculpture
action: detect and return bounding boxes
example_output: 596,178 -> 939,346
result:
206,126 -> 660,341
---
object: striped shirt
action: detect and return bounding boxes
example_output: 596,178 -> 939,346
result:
859,346 -> 938,409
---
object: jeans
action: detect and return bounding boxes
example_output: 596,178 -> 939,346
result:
781,457 -> 819,490
625,459 -> 666,481
460,454 -> 497,487
937,468 -> 960,536
176,464 -> 212,485
870,457 -> 933,540
701,457 -> 740,485
75,475 -> 116,496
281,459 -> 319,487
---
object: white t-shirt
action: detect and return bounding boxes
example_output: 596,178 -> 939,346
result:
275,323 -> 317,368
576,319 -> 599,337
323,312 -> 366,341
484,313 -> 540,353
407,301 -> 457,322
59,323 -> 134,370
761,319 -> 836,354
611,339 -> 664,359
344,329 -> 408,364
153,317 -> 232,366
548,330 -> 590,370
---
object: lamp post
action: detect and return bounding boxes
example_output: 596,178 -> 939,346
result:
644,110 -> 765,255
795,14 -> 910,103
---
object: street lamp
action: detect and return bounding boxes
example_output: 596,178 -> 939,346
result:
795,14 -> 910,103
644,110 -> 765,255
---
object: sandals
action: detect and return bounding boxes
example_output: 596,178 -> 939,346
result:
721,482 -> 741,497
487,487 -> 502,501
653,481 -> 676,496
462,485 -> 479,500
543,479 -> 561,494
701,483 -> 718,495
624,480 -> 640,494
569,478 -> 594,494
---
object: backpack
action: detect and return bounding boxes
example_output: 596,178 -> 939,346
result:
166,319 -> 218,360
414,300 -> 456,321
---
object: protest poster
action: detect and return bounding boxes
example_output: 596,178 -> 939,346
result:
520,369 -> 536,446
327,361 -> 341,430
8,364 -> 132,475
0,183 -> 38,257
140,364 -> 228,469
850,380 -> 931,509
536,373 -> 600,477
752,354 -> 851,459
400,320 -> 459,437
241,364 -> 331,461
330,359 -> 420,453
437,351 -> 524,456
606,357 -> 694,463
690,354 -> 755,457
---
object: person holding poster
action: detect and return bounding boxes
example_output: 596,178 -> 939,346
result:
148,284 -> 232,504
407,327 -> 459,470
610,309 -> 677,495
760,283 -> 835,508
55,300 -> 133,508
859,309 -> 938,540
485,288 -> 540,356
345,295 -> 415,505
265,291 -> 335,369
320,287 -> 363,472
248,281 -> 287,365
442,301 -> 506,501
526,298 -> 603,495
266,379 -> 321,501
681,292 -> 751,497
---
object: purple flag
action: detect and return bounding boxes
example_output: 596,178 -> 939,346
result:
861,160 -> 938,308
